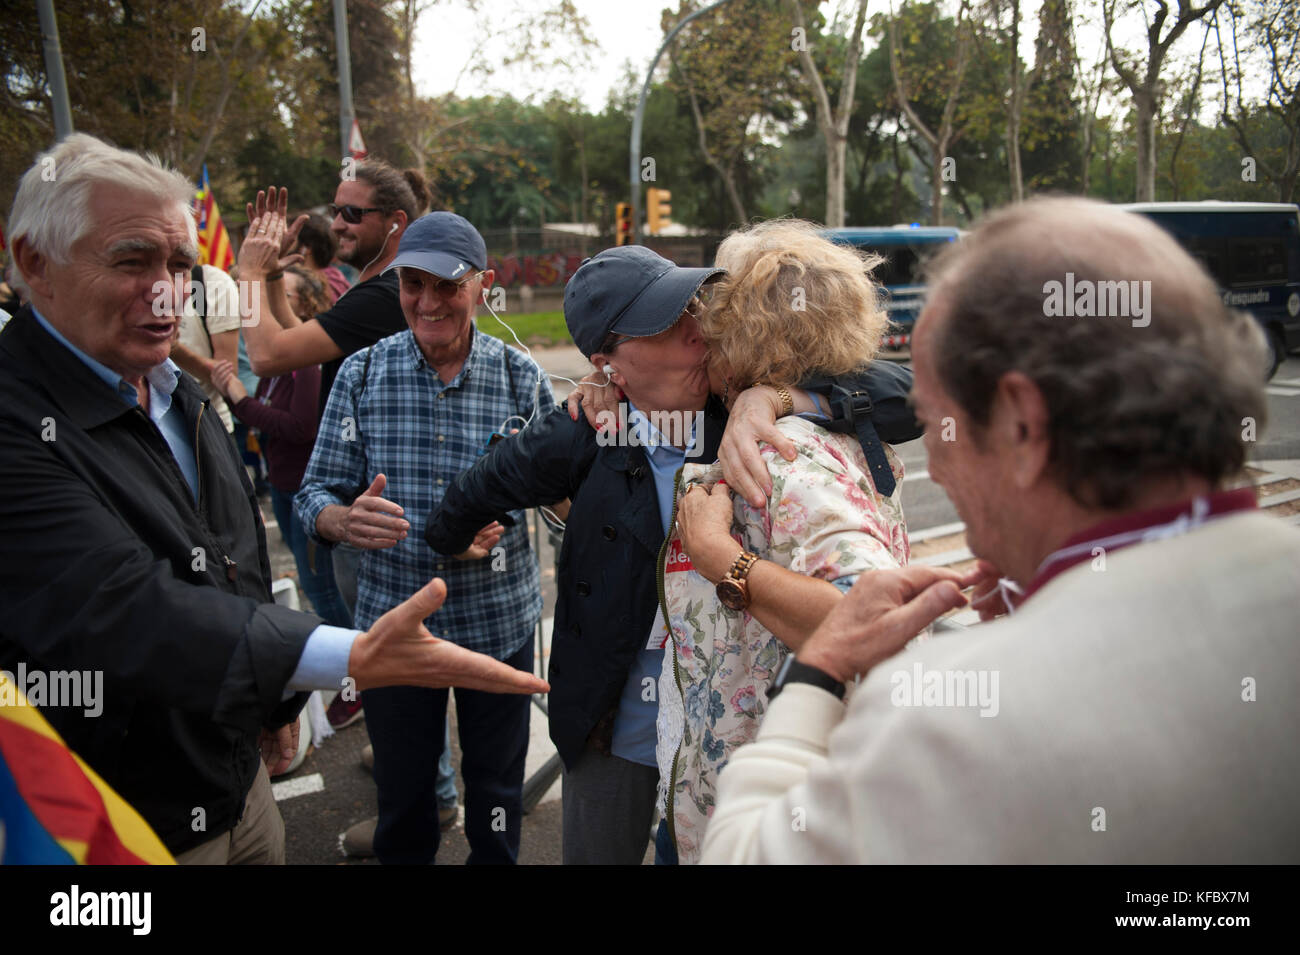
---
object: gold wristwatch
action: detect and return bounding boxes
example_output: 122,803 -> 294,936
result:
774,385 -> 794,417
716,551 -> 760,611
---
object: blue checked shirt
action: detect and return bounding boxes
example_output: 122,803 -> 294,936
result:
295,325 -> 554,659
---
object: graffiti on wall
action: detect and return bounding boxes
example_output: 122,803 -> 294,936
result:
488,252 -> 585,287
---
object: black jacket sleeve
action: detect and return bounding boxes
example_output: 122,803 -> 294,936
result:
0,414 -> 317,737
426,407 -> 595,556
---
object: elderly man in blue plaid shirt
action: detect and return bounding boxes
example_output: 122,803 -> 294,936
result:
296,212 -> 555,864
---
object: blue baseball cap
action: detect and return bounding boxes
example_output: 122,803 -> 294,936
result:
564,246 -> 724,357
384,211 -> 487,280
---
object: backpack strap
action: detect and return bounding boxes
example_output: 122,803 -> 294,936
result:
801,362 -> 922,497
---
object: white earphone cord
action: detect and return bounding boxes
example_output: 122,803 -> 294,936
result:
478,293 -> 621,535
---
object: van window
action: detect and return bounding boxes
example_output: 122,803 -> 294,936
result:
1228,237 -> 1288,286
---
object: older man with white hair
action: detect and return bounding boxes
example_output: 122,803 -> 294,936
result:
0,134 -> 546,864
701,197 -> 1300,864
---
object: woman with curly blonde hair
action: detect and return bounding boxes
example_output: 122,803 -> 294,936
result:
654,220 -> 911,864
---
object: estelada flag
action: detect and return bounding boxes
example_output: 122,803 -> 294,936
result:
193,165 -> 234,271
0,671 -> 174,864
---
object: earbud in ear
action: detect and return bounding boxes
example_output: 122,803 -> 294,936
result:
603,365 -> 614,375
389,223 -> 399,234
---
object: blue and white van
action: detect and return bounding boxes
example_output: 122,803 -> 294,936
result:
825,225 -> 962,350
1122,201 -> 1300,378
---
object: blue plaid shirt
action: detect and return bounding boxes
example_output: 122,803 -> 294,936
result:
295,325 -> 554,658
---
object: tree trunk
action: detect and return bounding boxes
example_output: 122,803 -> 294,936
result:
1007,0 -> 1024,202
826,131 -> 846,228
1133,86 -> 1157,200
931,137 -> 946,225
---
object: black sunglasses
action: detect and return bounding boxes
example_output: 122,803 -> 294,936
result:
328,203 -> 384,224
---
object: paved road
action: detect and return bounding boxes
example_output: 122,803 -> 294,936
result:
269,347 -> 1300,864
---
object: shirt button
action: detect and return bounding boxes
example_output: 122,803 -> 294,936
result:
437,435 -> 445,441
602,525 -> 617,541
576,581 -> 591,597
436,478 -> 443,485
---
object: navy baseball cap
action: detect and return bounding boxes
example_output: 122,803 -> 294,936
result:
384,211 -> 487,280
564,246 -> 724,357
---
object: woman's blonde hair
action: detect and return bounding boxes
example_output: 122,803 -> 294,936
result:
704,219 -> 888,387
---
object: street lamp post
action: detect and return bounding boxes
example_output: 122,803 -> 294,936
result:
628,0 -> 733,245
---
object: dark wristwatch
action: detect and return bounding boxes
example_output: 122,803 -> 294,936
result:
716,550 -> 759,611
767,654 -> 846,701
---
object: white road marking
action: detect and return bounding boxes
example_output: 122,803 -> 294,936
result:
1265,386 -> 1300,397
272,772 -> 324,802
903,469 -> 930,483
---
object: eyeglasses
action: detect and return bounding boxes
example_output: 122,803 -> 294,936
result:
431,271 -> 484,297
328,203 -> 384,224
401,270 -> 485,297
601,297 -> 703,353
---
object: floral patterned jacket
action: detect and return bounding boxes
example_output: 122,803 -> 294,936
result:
655,415 -> 909,864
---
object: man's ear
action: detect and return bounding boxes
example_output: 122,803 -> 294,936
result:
991,370 -> 1051,489
479,268 -> 495,300
591,352 -> 621,387
12,237 -> 56,303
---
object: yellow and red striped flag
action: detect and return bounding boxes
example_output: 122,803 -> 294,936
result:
0,671 -> 174,864
193,165 -> 234,270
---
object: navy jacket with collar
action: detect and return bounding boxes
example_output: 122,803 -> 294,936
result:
426,398 -> 728,769
0,308 -> 318,853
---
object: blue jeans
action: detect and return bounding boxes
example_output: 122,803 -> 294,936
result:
363,638 -> 533,864
269,487 -> 353,629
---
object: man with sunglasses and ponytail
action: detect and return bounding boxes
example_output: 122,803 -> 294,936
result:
237,161 -> 433,417
237,162 -> 435,730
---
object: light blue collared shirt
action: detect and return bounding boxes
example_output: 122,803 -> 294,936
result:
32,307 -> 200,499
609,401 -> 699,767
29,308 -> 356,695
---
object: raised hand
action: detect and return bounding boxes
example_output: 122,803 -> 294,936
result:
454,521 -> 505,561
342,474 -> 410,549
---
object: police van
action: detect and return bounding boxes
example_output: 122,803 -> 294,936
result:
1122,201 -> 1300,378
825,225 -> 962,351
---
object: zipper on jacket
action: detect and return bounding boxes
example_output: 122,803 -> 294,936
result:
657,467 -> 688,854
194,403 -> 206,513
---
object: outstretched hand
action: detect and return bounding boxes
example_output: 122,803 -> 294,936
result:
348,577 -> 549,695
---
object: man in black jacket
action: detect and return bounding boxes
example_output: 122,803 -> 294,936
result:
0,134 -> 544,863
426,246 -> 921,863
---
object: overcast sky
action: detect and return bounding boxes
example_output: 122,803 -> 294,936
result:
409,0 -> 1246,122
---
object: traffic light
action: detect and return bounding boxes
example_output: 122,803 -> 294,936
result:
615,202 -> 633,246
646,188 -> 672,235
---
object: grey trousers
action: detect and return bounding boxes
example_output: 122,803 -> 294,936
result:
561,748 -> 658,865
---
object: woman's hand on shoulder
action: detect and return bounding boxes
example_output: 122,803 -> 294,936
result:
718,386 -> 796,508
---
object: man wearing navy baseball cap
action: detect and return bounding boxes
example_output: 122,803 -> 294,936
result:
427,245 -> 729,862
297,211 -> 557,864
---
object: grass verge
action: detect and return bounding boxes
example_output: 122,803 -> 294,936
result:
475,310 -> 572,347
